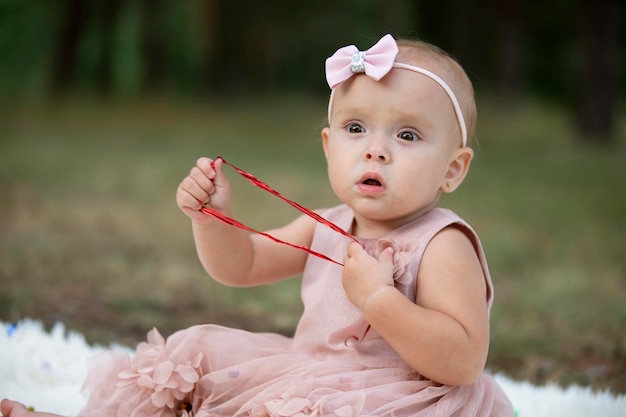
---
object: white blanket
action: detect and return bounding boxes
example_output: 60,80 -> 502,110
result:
1,319 -> 624,416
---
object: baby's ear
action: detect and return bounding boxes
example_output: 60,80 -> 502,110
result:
442,147 -> 473,193
321,127 -> 330,159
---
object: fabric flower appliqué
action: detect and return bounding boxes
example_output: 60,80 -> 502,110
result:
117,328 -> 203,414
377,239 -> 411,284
258,377 -> 365,417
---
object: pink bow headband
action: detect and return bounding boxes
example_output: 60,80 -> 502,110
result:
325,34 -> 468,147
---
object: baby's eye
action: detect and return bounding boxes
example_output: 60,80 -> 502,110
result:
398,130 -> 420,142
347,123 -> 365,134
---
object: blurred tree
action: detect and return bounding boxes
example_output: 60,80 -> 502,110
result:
497,0 -> 524,104
575,0 -> 620,144
413,0 -> 496,88
198,0 -> 219,94
139,0 -> 167,93
0,0 -> 622,136
96,0 -> 123,96
50,0 -> 89,97
204,0 -> 247,94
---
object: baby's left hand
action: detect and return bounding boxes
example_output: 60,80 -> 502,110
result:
342,242 -> 395,311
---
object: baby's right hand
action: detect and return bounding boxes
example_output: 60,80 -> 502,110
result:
176,157 -> 231,223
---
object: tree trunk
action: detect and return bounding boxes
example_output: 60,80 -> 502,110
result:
49,0 -> 89,97
139,0 -> 166,93
96,0 -> 122,96
498,0 -> 524,104
576,0 -> 620,144
199,0 -> 219,94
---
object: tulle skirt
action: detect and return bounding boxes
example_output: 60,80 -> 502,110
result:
79,324 -> 513,417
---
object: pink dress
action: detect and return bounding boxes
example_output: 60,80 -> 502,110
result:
80,205 -> 514,417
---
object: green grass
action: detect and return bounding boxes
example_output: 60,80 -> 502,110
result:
1,94 -> 624,394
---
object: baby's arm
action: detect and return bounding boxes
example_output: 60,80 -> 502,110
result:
343,226 -> 490,386
176,157 -> 316,286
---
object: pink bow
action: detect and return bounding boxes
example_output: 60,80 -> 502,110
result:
325,34 -> 399,89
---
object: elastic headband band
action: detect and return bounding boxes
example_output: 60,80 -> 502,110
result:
325,34 -> 468,147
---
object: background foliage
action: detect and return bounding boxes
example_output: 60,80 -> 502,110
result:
1,0 -> 624,143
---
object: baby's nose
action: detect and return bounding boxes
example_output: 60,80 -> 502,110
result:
364,139 -> 389,162
365,151 -> 387,161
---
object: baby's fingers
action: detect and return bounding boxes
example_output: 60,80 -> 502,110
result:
176,158 -> 214,209
345,241 -> 365,261
195,157 -> 231,194
177,175 -> 210,210
195,157 -> 217,179
206,157 -> 229,190
191,165 -> 216,196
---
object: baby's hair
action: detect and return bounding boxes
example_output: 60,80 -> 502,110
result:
396,39 -> 477,145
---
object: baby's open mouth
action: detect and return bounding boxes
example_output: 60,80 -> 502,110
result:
362,178 -> 381,186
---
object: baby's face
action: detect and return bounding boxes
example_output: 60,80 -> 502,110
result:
322,66 -> 462,232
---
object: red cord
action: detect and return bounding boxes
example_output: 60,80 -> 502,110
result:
200,157 -> 357,266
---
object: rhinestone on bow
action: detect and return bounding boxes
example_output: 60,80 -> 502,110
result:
350,51 -> 367,73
